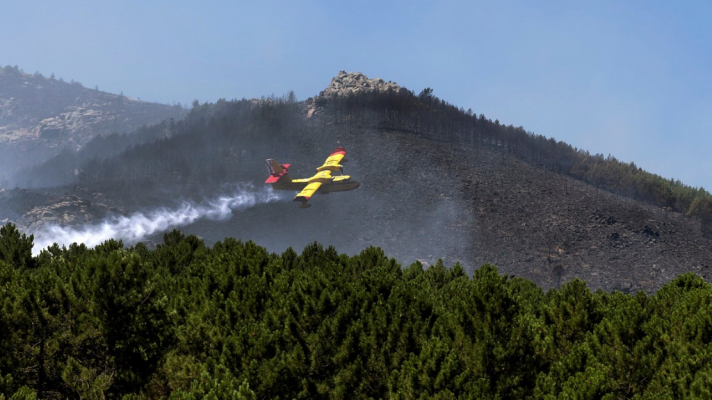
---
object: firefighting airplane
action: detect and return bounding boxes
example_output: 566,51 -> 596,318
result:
265,147 -> 360,208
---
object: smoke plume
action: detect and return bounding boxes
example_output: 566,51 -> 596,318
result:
33,185 -> 281,254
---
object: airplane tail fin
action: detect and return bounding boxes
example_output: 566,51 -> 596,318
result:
265,159 -> 292,184
265,159 -> 284,174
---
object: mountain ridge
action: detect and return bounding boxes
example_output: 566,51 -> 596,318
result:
0,65 -> 187,178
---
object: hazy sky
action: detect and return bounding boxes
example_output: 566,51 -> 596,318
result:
2,1 -> 711,190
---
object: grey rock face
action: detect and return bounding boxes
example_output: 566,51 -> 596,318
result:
307,70 -> 408,117
321,70 -> 403,98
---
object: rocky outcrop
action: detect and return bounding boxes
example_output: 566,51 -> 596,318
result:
320,70 -> 405,98
307,71 -> 409,117
0,186 -> 117,234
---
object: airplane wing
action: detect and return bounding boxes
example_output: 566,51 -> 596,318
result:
316,147 -> 347,172
293,181 -> 322,207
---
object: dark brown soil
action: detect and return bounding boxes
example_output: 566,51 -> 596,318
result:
191,126 -> 712,293
444,140 -> 712,292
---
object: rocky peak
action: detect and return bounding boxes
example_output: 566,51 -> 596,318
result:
307,71 -> 408,117
320,70 -> 405,98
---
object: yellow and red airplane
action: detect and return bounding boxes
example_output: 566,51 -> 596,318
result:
265,147 -> 360,208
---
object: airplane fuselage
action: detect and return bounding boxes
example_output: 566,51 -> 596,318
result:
271,176 -> 360,193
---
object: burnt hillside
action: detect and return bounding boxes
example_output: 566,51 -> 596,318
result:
2,72 -> 711,292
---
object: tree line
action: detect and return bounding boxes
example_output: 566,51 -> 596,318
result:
323,88 -> 712,232
17,97 -> 309,193
2,222 -> 712,398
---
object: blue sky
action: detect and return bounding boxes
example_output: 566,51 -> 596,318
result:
1,1 -> 710,191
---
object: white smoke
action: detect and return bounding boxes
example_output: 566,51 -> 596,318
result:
33,185 -> 281,254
